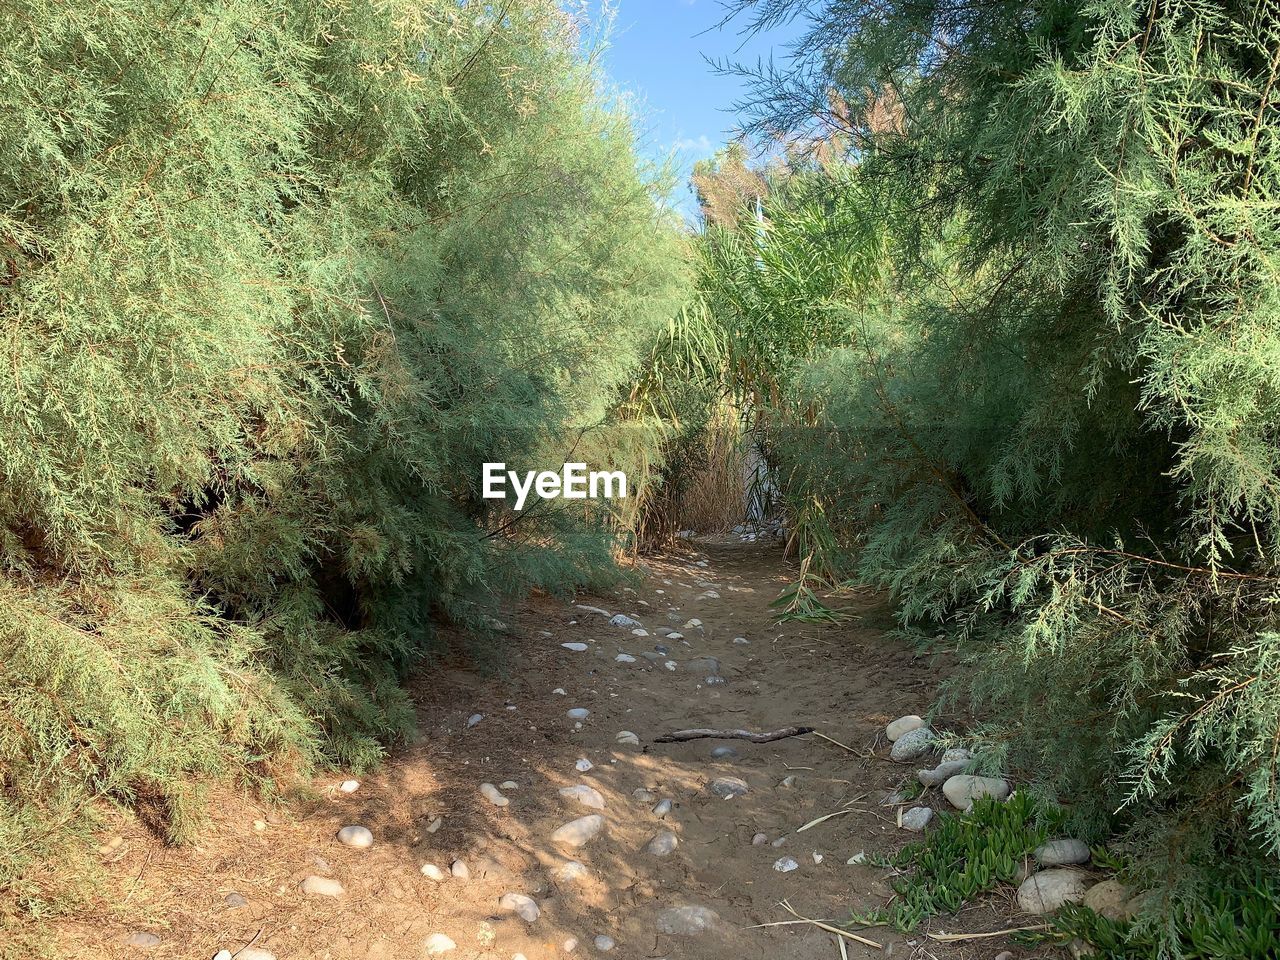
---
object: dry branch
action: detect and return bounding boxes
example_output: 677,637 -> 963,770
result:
653,725 -> 815,744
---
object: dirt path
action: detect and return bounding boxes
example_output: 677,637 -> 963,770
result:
54,539 -> 1026,960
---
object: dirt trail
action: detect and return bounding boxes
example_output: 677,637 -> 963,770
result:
54,539 -> 1027,960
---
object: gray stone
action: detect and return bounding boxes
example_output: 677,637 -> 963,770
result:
632,788 -> 657,802
551,814 -> 605,847
942,774 -> 1011,810
890,727 -> 936,761
562,642 -> 589,652
773,856 -> 799,873
567,707 -> 590,720
655,905 -> 721,936
300,875 -> 344,897
751,832 -> 767,845
423,933 -> 456,955
499,892 -> 540,922
609,614 -> 642,628
336,824 -> 374,848
555,860 -> 589,883
710,745 -> 737,759
559,784 -> 606,810
594,935 -> 616,952
652,798 -> 673,817
886,715 -> 925,741
684,656 -> 720,675
918,759 -> 970,786
941,747 -> 972,763
615,730 -> 640,745
1016,868 -> 1092,914
467,713 -> 484,727
1035,838 -> 1091,866
223,892 -> 248,908
709,776 -> 748,799
646,830 -> 679,856
479,783 -> 510,807
900,806 -> 934,831
615,653 -> 636,663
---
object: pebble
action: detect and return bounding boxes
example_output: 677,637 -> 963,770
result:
567,708 -> 590,720
124,932 -> 160,949
889,726 -> 936,761
468,713 -> 484,728
847,851 -> 867,864
421,863 -> 445,881
224,892 -> 248,908
1035,838 -> 1091,866
751,832 -> 767,845
710,746 -> 737,760
994,953 -> 1013,960
631,628 -> 649,636
1016,868 -> 1092,913
773,856 -> 799,873
900,806 -> 934,831
499,892 -> 540,922
886,715 -> 925,741
426,816 -> 443,833
562,642 -> 589,652
942,747 -> 972,763
559,784 -> 606,810
564,937 -> 579,952
576,758 -> 594,772
576,604 -> 610,616
942,774 -> 1011,810
633,788 -> 657,802
594,935 -> 616,951
480,783 -> 510,807
655,904 -> 721,936
709,776 -> 749,799
653,798 -> 673,817
732,636 -> 749,644
683,618 -> 702,629
654,644 -> 669,655
780,775 -> 796,787
646,830 -> 679,856
501,780 -> 518,790
555,860 -> 589,882
423,933 -> 457,955
615,653 -> 636,663
771,835 -> 787,847
339,779 -> 360,793
450,859 -> 470,879
553,688 -> 567,695
551,814 -> 605,847
336,825 -> 373,849
300,875 -> 344,898
666,632 -> 685,641
609,614 -> 642,628
615,730 -> 640,745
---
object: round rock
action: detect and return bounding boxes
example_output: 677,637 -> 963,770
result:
594,935 -> 616,952
300,875 -> 344,898
900,806 -> 934,831
479,783 -> 510,807
499,892 -> 540,923
550,814 -> 605,848
423,933 -> 456,955
567,707 -> 590,720
1082,878 -> 1132,920
1016,868 -> 1092,914
942,774 -> 1011,810
655,904 -> 721,936
1035,838 -> 1091,866
559,784 -> 606,810
709,776 -> 749,799
886,715 -> 925,741
646,830 -> 679,857
889,726 -> 936,761
336,825 -> 373,849
421,863 -> 445,881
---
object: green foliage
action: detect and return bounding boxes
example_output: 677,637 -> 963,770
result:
1031,869 -> 1280,959
855,794 -> 1050,930
0,0 -> 685,918
681,0 -> 1280,943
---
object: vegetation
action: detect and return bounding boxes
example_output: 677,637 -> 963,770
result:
0,0 -> 685,920
628,0 -> 1280,949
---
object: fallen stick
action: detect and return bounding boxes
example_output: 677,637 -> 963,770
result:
653,725 -> 815,744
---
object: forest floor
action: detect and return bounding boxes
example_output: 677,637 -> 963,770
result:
49,538 -> 1051,960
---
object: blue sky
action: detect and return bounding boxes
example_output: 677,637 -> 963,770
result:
580,1 -> 805,220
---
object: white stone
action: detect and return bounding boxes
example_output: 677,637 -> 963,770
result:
425,816 -> 443,833
300,875 -> 343,897
653,798 -> 673,817
450,859 -> 470,879
594,935 -> 615,951
631,628 -> 649,636
421,863 -> 445,881
615,730 -> 640,745
1035,839 -> 1091,866
567,707 -> 590,720
339,779 -> 359,793
423,933 -> 457,955
559,784 -> 606,810
773,856 -> 799,873
608,614 -> 642,628
550,815 -> 605,847
751,833 -> 767,846
555,860 -> 589,882
564,937 -> 579,952
732,636 -> 749,644
847,851 -> 867,864
480,783 -> 510,807
646,830 -> 679,856
655,905 -> 721,936
336,825 -> 373,849
709,776 -> 748,799
553,688 -> 567,695
575,758 -> 594,772
886,715 -> 925,741
1017,868 -> 1092,914
812,851 -> 824,863
562,642 -> 589,652
501,780 -> 518,790
467,713 -> 484,727
918,758 -> 970,786
942,774 -> 1011,811
499,892 -> 540,922
615,653 -> 636,663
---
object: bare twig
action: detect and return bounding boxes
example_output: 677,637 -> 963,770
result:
654,725 -> 814,744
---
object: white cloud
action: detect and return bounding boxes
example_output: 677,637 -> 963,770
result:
674,134 -> 713,154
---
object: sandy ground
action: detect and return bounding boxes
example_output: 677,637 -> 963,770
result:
45,538 -> 1049,960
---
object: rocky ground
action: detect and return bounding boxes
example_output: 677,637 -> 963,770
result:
49,538 -> 1085,960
